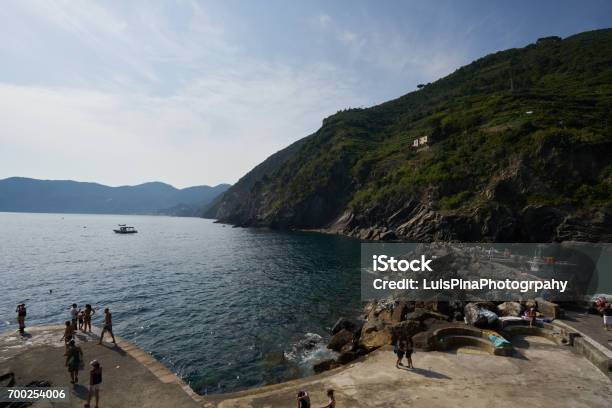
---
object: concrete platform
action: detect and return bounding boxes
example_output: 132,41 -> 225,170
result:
202,341 -> 612,408
3,326 -> 611,408
0,326 -> 201,408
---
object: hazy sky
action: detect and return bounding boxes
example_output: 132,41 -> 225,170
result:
1,1 -> 610,187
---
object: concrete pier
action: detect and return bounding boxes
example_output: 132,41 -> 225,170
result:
2,325 -> 611,408
1,326 -> 202,407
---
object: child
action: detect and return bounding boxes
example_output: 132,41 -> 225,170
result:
78,309 -> 85,332
86,360 -> 102,408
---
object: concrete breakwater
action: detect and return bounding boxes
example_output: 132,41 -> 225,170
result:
2,316 -> 611,408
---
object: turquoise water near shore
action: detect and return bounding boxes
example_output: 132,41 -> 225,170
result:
0,212 -> 362,394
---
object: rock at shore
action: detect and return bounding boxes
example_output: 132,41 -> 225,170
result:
497,302 -> 524,317
360,328 -> 393,350
313,358 -> 340,374
327,329 -> 354,352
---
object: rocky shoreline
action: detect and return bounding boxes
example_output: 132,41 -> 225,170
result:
314,297 -> 563,373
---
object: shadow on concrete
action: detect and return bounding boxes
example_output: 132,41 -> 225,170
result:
73,383 -> 89,400
402,367 -> 451,379
510,336 -> 531,350
511,349 -> 530,361
98,343 -> 126,356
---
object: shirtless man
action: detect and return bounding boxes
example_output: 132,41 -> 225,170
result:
98,308 -> 116,345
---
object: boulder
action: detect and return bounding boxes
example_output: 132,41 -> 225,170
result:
327,329 -> 354,352
391,301 -> 409,322
390,320 -> 422,340
497,301 -> 523,317
313,359 -> 339,374
337,351 -> 360,365
331,317 -> 358,335
360,327 -> 393,350
464,303 -> 487,326
362,319 -> 384,334
536,298 -> 562,319
424,298 -> 450,315
406,308 -> 449,322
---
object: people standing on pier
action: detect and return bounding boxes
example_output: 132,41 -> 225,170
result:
61,321 -> 75,351
86,360 -> 103,408
604,307 -> 612,331
318,389 -> 335,408
84,304 -> 95,333
78,309 -> 85,331
65,339 -> 83,384
15,304 -> 26,334
98,308 -> 116,345
70,304 -> 79,330
297,390 -> 311,408
395,339 -> 406,368
527,307 -> 537,327
405,337 -> 414,369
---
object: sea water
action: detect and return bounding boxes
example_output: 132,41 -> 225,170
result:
0,212 -> 362,393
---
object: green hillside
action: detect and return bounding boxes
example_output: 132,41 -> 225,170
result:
206,29 -> 612,242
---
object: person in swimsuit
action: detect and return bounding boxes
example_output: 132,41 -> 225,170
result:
318,389 -> 336,408
405,337 -> 414,369
98,308 -> 116,345
65,340 -> 83,384
84,304 -> 95,333
78,309 -> 84,331
527,307 -> 537,327
86,360 -> 102,408
16,304 -> 26,334
61,321 -> 75,351
70,304 -> 79,330
297,390 -> 311,408
395,339 -> 406,368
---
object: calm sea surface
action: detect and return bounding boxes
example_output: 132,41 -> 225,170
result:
0,212 -> 362,394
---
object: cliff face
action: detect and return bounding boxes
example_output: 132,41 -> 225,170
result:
206,29 -> 612,242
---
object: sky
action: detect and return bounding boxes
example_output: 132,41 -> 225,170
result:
0,1 -> 610,188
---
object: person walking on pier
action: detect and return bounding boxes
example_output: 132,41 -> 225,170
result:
65,339 -> 83,384
15,304 -> 26,334
98,308 -> 116,345
86,360 -> 103,408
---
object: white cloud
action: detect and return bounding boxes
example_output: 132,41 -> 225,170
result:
0,2 -> 365,187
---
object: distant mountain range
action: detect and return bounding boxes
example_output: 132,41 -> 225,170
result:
0,177 -> 230,216
206,29 -> 612,242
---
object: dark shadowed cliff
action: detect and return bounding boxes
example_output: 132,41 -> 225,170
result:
205,29 -> 612,242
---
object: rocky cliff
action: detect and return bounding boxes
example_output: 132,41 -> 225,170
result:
205,29 -> 612,242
